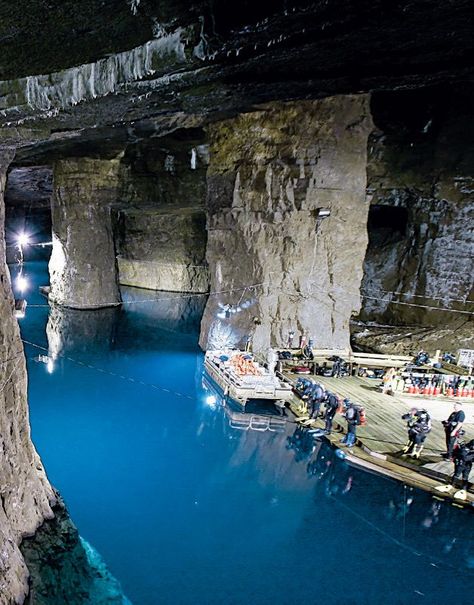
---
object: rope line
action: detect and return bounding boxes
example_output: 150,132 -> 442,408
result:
22,282 -> 474,316
362,287 -> 473,305
21,338 -> 195,402
362,295 -> 474,316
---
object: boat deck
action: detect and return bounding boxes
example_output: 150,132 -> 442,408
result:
283,371 -> 474,507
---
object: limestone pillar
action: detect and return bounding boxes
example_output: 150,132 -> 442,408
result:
0,148 -> 55,602
49,158 -> 121,308
199,96 -> 374,352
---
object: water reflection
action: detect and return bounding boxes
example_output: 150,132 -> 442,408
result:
46,304 -> 121,359
18,260 -> 474,605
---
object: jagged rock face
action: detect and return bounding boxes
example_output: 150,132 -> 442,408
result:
360,86 -> 474,328
49,158 -> 121,309
1,1 -> 472,164
199,95 -> 373,352
21,501 -> 130,605
116,136 -> 209,292
0,150 -> 55,604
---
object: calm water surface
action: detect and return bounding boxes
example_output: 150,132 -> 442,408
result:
13,261 -> 474,605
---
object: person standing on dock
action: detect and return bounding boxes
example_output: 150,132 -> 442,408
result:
401,408 -> 431,459
309,383 -> 326,418
436,438 -> 474,500
324,392 -> 340,434
442,403 -> 465,459
341,400 -> 360,447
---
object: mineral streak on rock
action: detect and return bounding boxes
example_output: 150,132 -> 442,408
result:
199,95 -> 374,352
48,158 -> 122,309
0,149 -> 55,604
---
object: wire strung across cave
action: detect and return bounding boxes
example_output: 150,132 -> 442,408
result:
21,338 -> 195,401
361,287 -> 473,305
21,276 -> 474,316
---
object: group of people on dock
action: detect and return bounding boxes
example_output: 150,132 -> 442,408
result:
396,402 -> 472,500
295,379 -> 365,448
296,378 -> 473,501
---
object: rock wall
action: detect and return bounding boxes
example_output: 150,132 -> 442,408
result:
199,96 -> 373,352
49,158 -> 121,309
0,149 -> 56,603
21,500 -> 130,605
360,86 -> 474,329
116,136 -> 209,293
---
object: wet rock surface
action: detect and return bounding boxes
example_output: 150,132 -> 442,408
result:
200,96 -> 373,352
0,150 -> 55,604
21,500 -> 130,605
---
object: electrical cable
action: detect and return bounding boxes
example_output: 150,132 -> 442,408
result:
361,294 -> 474,316
362,287 -> 473,305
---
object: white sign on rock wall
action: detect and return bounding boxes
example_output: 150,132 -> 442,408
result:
457,349 -> 474,369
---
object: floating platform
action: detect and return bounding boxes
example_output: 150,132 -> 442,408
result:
204,350 -> 293,410
202,375 -> 287,432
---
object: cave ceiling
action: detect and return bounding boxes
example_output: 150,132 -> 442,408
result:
0,0 -> 472,165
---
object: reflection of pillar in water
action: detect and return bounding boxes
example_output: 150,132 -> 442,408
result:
46,304 -> 121,360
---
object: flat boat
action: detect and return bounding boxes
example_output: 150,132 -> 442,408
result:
204,350 -> 293,410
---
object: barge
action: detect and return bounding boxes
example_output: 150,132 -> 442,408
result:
204,350 -> 293,410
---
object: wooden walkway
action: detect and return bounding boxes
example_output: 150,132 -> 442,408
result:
284,372 -> 474,508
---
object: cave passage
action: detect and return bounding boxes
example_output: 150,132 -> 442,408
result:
13,259 -> 474,605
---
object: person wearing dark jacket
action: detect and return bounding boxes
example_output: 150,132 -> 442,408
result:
323,392 -> 340,434
442,403 -> 465,459
309,383 -> 326,418
436,439 -> 474,500
341,400 -> 360,447
401,408 -> 432,459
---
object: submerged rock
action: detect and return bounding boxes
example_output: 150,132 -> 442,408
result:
21,501 -> 131,605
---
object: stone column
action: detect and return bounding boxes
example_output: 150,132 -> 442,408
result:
49,158 -> 121,308
0,148 -> 55,603
200,96 -> 374,352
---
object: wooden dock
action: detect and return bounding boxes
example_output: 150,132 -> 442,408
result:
283,371 -> 474,508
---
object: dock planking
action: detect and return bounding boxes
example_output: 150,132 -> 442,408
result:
283,371 -> 474,506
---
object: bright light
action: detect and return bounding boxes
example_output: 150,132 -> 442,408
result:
206,395 -> 217,406
16,275 -> 29,293
17,233 -> 30,247
46,358 -> 55,374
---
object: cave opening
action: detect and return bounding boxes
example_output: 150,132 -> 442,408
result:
367,204 -> 408,248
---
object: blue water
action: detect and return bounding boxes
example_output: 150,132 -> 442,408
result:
13,261 -> 474,605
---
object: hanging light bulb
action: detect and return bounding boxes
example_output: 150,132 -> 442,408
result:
16,275 -> 29,293
17,232 -> 30,247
